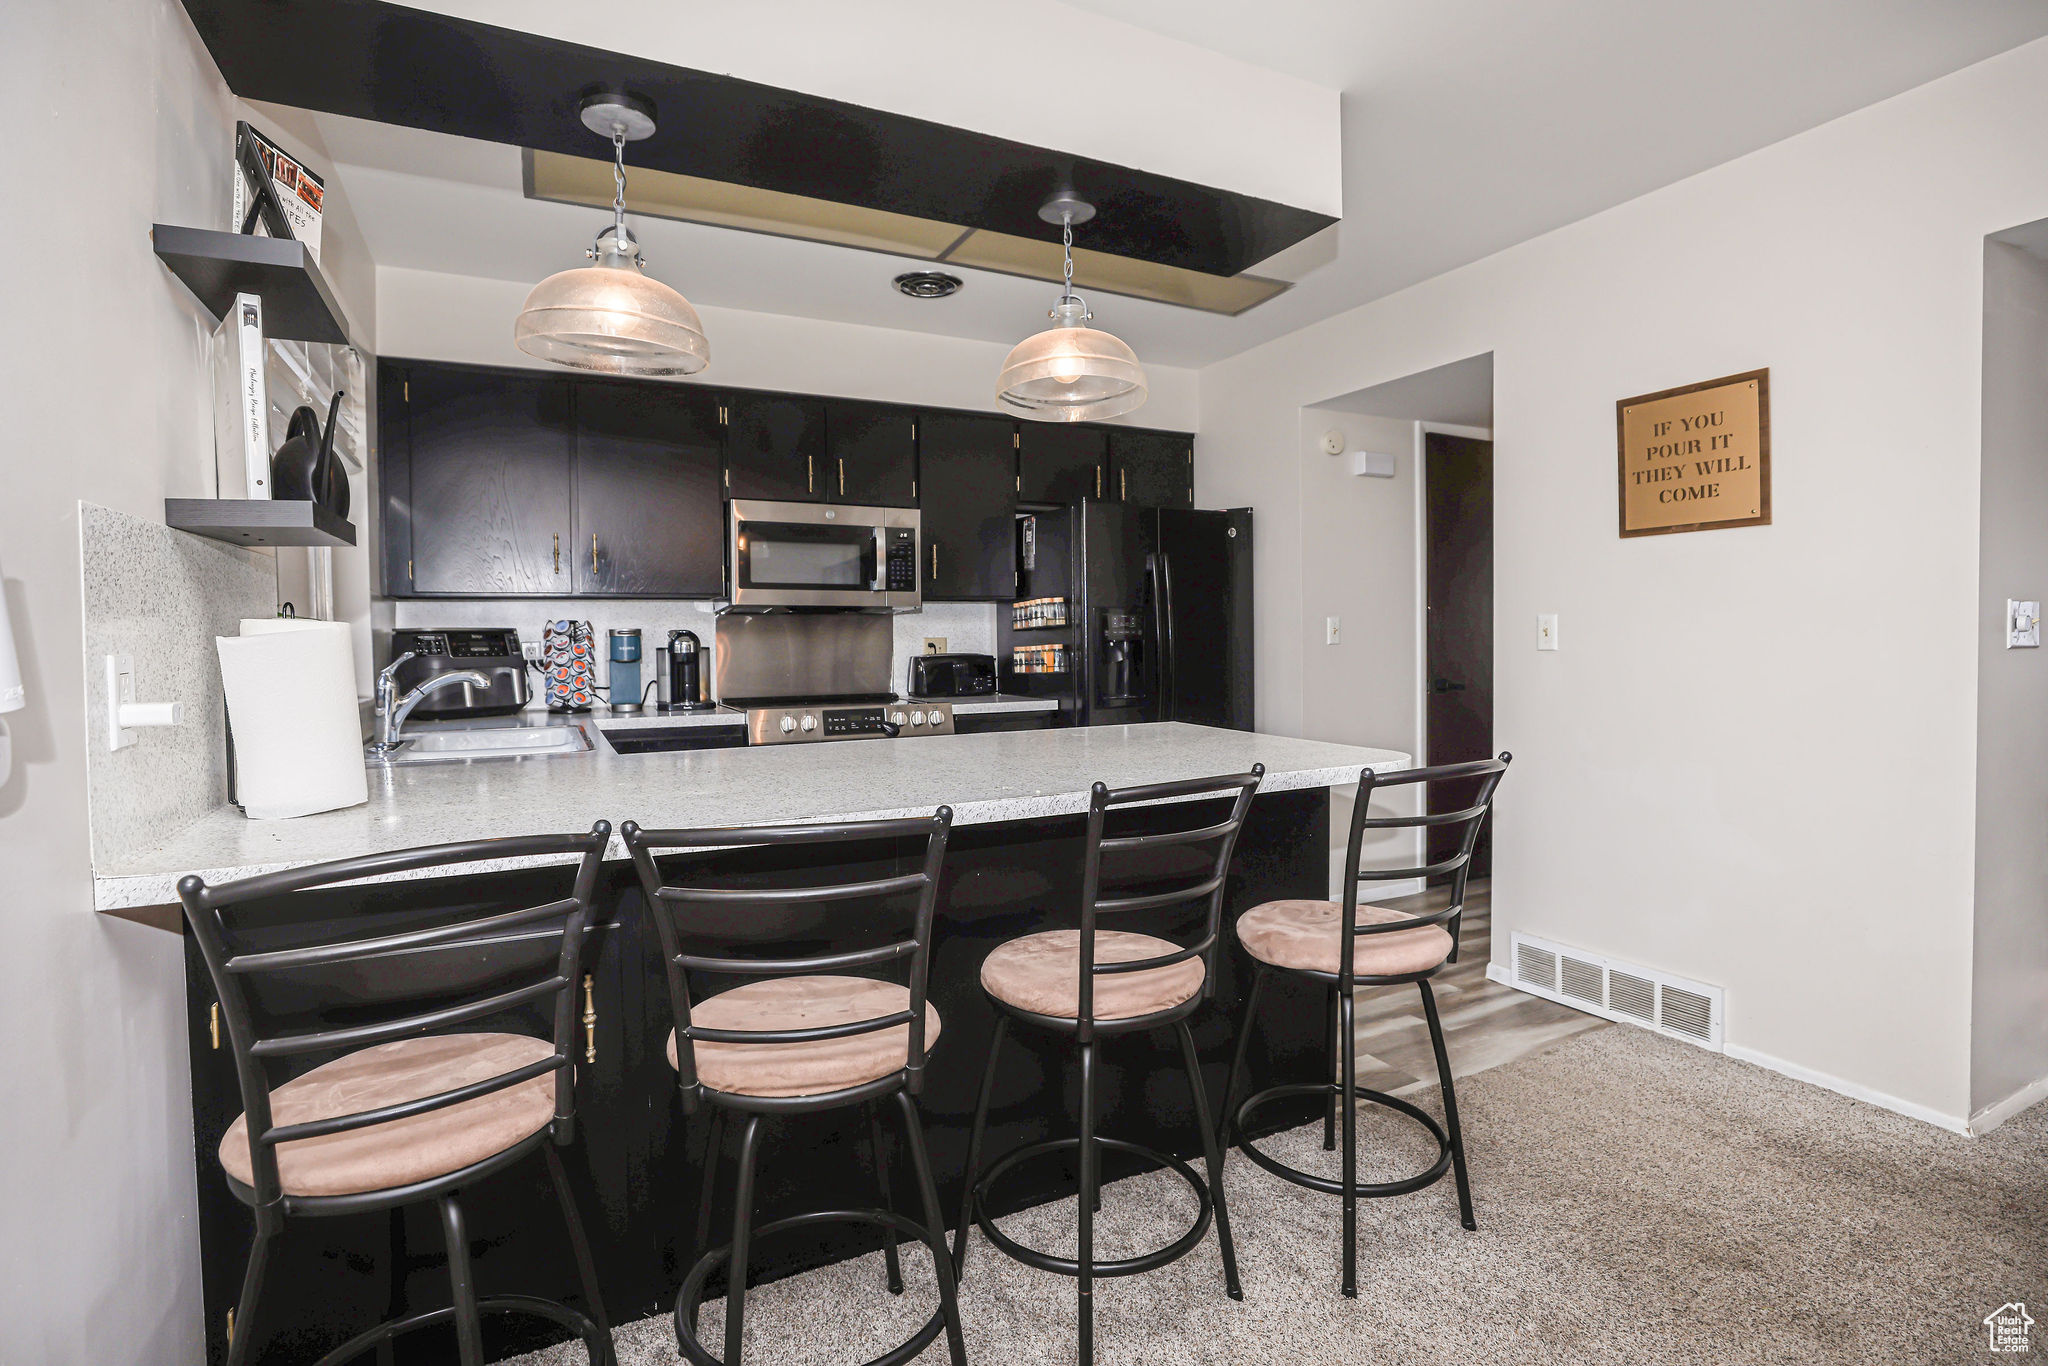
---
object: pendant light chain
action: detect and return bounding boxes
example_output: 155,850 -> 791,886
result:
1062,214 -> 1075,301
611,129 -> 629,244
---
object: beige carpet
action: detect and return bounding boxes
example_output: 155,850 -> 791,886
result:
509,1027 -> 2048,1365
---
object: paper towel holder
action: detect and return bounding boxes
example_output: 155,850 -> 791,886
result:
106,654 -> 184,751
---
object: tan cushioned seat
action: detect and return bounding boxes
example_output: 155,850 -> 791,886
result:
980,929 -> 1204,1020
1236,900 -> 1453,977
219,1033 -> 558,1198
667,975 -> 940,1098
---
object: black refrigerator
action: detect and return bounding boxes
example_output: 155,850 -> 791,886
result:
1002,501 -> 1254,731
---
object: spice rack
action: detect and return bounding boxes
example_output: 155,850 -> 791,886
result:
1011,643 -> 1069,675
1011,596 -> 1070,630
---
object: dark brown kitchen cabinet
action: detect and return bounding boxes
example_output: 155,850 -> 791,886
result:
825,400 -> 917,506
573,381 -> 724,596
1020,424 -> 1107,504
399,364 -> 574,595
1109,428 -> 1195,508
918,412 -> 1017,600
725,394 -> 827,502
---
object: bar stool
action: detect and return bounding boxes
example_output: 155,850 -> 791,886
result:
1218,755 -> 1510,1297
622,810 -> 967,1366
954,768 -> 1263,1366
176,825 -> 617,1366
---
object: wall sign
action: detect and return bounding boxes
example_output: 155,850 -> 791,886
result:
1616,368 -> 1770,537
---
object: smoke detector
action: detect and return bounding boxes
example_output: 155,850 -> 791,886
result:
894,271 -> 964,300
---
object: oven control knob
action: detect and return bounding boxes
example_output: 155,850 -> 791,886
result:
910,710 -> 926,727
890,710 -> 908,725
800,714 -> 817,732
778,715 -> 797,734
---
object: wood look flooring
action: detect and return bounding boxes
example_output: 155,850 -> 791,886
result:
1344,880 -> 1609,1098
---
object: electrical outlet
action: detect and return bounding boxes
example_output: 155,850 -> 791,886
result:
2008,600 -> 2040,649
1537,614 -> 1560,651
1324,617 -> 1340,645
924,637 -> 947,655
521,640 -> 543,662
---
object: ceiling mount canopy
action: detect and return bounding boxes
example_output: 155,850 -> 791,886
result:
996,195 -> 1146,423
513,89 -> 710,377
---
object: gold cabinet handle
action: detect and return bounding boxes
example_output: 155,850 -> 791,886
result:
553,532 -> 560,574
209,1002 -> 220,1050
839,458 -> 846,496
582,974 -> 596,1064
930,543 -> 938,580
807,454 -> 814,492
1121,468 -> 1128,501
591,532 -> 599,574
1096,466 -> 1103,498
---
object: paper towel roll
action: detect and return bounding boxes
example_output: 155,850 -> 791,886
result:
0,557 -> 23,716
217,618 -> 367,820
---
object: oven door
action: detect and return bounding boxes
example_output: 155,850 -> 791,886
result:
728,500 -> 920,609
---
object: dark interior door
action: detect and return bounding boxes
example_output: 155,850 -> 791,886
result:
918,413 -> 1018,600
405,365 -> 573,595
1154,507 -> 1253,730
825,400 -> 917,506
1425,433 -> 1494,875
725,394 -> 826,503
1109,429 -> 1194,508
573,382 -> 725,596
1021,424 -> 1107,504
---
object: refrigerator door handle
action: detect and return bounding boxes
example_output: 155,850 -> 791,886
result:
1148,550 -> 1176,721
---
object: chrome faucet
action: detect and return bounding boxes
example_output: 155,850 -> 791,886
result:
369,652 -> 491,756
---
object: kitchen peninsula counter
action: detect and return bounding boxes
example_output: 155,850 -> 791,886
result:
93,722 -> 1405,912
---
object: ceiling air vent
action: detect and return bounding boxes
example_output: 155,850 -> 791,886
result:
1497,932 -> 1723,1051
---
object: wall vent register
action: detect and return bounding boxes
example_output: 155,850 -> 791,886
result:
1500,931 -> 1724,1050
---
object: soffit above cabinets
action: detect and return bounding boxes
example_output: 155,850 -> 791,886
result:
176,0 -> 1335,293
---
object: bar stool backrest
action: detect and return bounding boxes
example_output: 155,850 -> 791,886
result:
621,809 -> 954,1103
1341,754 -> 1512,986
176,823 -> 613,1209
1077,766 -> 1265,1034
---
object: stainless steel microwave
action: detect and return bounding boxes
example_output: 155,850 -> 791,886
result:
727,499 -> 922,610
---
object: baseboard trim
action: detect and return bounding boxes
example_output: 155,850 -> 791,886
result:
1967,1074 -> 2048,1136
1485,962 -> 1975,1135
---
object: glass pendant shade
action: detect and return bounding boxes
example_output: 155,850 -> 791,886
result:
515,236 -> 709,377
996,301 -> 1148,422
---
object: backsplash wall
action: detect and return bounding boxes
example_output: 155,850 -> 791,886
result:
388,599 -> 998,706
80,503 -> 277,868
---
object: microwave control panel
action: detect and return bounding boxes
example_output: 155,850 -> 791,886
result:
885,526 -> 918,591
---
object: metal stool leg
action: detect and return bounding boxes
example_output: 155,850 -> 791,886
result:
375,1208 -> 404,1366
1175,1019 -> 1243,1300
867,1105 -> 906,1295
695,1108 -> 726,1261
437,1196 -> 485,1366
1322,985 -> 1339,1152
224,1223 -> 276,1366
1339,987 -> 1358,1299
543,1141 -> 617,1366
952,1014 -> 1008,1280
1420,978 -> 1476,1230
1216,966 -> 1266,1153
894,1091 -> 970,1366
1077,1039 -> 1098,1366
723,1116 -> 764,1366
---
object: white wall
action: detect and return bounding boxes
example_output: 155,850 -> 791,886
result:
0,3 -> 377,1359
1198,37 -> 2048,1125
1970,238 -> 2048,1118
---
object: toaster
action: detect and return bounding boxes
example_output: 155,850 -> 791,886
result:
908,653 -> 997,699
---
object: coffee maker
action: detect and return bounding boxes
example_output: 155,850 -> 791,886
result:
663,629 -> 715,711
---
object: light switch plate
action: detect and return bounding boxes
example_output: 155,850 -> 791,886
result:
1325,616 -> 1340,645
923,637 -> 947,655
1537,614 -> 1560,651
2008,600 -> 2040,649
106,653 -> 137,750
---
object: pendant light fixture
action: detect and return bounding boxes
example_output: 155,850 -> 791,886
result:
514,92 -> 710,376
996,193 -> 1146,422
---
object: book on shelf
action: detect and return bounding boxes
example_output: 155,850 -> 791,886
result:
211,293 -> 271,499
232,121 -> 324,260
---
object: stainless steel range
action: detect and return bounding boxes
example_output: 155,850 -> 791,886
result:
715,611 -> 956,745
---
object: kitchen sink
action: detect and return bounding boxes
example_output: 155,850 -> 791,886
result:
370,723 -> 592,765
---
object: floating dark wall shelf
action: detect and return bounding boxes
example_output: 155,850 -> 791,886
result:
166,498 -> 357,548
151,224 -> 353,345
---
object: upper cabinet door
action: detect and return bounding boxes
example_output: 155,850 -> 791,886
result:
726,395 -> 826,503
1109,429 -> 1195,508
826,401 -> 917,507
919,413 -> 1018,600
574,381 -> 725,597
404,365 -> 574,595
1020,424 -> 1107,504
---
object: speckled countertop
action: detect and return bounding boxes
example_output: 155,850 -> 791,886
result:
92,722 -> 1406,911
